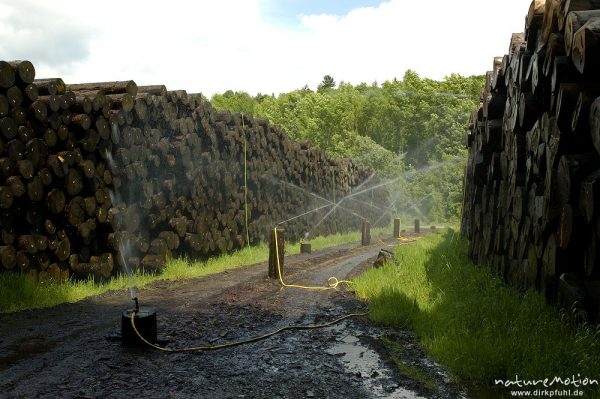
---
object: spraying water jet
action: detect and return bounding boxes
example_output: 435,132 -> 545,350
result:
104,149 -> 159,347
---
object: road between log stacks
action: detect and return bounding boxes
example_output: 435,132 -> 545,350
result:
0,233 -> 466,399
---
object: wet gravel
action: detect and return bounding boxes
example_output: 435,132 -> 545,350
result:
0,237 -> 467,398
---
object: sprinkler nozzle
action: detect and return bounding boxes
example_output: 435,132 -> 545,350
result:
129,285 -> 139,311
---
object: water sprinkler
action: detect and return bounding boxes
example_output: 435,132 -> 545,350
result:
300,232 -> 311,254
130,285 -> 140,312
121,286 -> 157,347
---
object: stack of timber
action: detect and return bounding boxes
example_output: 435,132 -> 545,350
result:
0,60 -> 386,282
462,0 -> 600,322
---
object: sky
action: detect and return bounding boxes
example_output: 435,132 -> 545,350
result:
0,0 -> 531,97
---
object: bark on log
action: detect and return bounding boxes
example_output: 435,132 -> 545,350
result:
543,34 -> 566,77
137,85 -> 167,96
0,245 -> 16,269
30,100 -> 48,122
0,94 -> 9,117
7,86 -> 23,108
66,81 -> 138,97
0,117 -> 18,140
0,61 -> 15,88
34,78 -> 66,95
8,60 -> 35,84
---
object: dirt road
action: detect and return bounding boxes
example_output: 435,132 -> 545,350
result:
0,236 -> 467,399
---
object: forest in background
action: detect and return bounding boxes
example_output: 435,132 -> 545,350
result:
210,71 -> 484,224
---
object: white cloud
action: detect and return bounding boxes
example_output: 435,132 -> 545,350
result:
0,0 -> 531,96
0,0 -> 95,68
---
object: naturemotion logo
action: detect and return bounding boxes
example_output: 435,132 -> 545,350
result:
494,375 -> 598,389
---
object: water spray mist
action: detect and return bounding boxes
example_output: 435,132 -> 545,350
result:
104,149 -> 158,347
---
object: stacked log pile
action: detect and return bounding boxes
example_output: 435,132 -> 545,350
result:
0,60 -> 386,282
462,0 -> 600,321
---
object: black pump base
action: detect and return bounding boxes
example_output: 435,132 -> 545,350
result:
121,306 -> 157,347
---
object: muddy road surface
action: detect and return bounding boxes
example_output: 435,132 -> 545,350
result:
0,234 -> 467,398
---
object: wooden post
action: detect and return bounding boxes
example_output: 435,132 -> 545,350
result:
268,227 -> 285,279
393,218 -> 400,238
300,242 -> 311,254
414,219 -> 420,234
361,220 -> 371,246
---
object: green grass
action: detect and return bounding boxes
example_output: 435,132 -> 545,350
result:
0,226 -> 392,314
352,229 -> 600,395
287,225 -> 388,254
0,244 -> 270,314
0,245 -> 268,313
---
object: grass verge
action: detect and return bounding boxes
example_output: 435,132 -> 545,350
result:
0,244 -> 269,314
0,226 -> 390,314
352,229 -> 600,396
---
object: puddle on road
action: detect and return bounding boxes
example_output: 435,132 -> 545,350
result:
326,324 -> 427,399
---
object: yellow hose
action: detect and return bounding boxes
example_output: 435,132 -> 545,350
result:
130,310 -> 368,352
274,226 -> 353,290
397,235 -> 419,243
130,214 -> 427,352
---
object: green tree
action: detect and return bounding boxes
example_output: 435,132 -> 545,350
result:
317,75 -> 336,92
210,90 -> 256,114
210,72 -> 484,223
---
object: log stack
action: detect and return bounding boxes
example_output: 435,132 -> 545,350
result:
462,0 -> 600,321
0,60 -> 387,282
